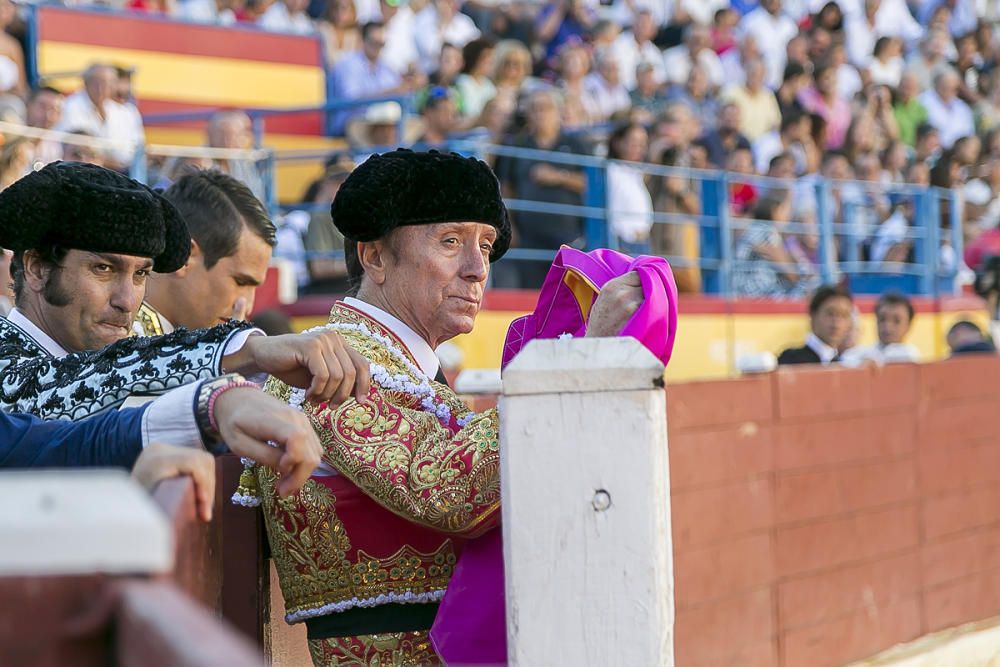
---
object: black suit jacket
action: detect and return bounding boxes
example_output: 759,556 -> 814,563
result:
777,345 -> 823,366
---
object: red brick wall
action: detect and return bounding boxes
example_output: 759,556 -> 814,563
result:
668,356 -> 1000,667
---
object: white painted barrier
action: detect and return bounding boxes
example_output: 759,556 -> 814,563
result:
500,337 -> 674,666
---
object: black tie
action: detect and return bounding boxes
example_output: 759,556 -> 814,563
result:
433,367 -> 450,387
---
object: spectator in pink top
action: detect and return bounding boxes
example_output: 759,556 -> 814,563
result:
799,63 -> 852,149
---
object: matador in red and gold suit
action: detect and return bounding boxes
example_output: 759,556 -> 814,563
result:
237,150 -> 508,666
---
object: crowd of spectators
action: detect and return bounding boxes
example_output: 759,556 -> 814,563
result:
2,0 -> 1000,293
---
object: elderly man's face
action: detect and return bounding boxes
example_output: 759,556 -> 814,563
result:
368,223 -> 496,347
85,67 -> 117,106
23,249 -> 152,352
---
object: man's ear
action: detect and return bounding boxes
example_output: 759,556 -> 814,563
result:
357,239 -> 389,285
21,250 -> 52,294
173,239 -> 201,277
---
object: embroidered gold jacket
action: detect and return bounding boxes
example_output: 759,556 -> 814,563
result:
258,302 -> 500,625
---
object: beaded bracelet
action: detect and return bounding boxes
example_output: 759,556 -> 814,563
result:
208,381 -> 261,432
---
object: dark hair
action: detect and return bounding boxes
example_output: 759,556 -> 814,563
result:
767,152 -> 794,174
873,35 -> 894,57
361,21 -> 384,41
163,170 -> 275,269
948,319 -> 984,338
780,110 -> 805,133
461,37 -> 496,75
752,193 -> 788,221
809,284 -> 853,316
876,291 -> 914,321
607,122 -> 645,160
10,244 -> 68,304
916,122 -> 938,142
782,61 -> 806,83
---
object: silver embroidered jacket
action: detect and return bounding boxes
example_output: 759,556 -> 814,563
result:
0,317 -> 251,420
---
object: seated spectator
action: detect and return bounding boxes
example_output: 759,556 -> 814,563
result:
727,147 -> 759,215
920,69 -> 975,149
920,0 -> 977,39
665,64 -> 718,132
777,284 -> 854,365
317,0 -> 361,67
974,70 -> 1000,134
808,1 -> 844,38
456,37 -> 497,120
377,0 -> 419,75
722,58 -> 780,142
719,32 -> 759,89
775,62 -> 809,120
711,7 -> 739,56
663,23 -> 724,90
754,110 -> 818,175
330,21 -> 423,134
345,100 -> 421,149
583,49 -> 631,121
844,0 -> 881,69
557,41 -> 600,126
799,63 -> 852,149
964,162 -> 1000,271
734,194 -> 813,298
0,0 -> 23,97
829,42 -> 863,102
701,101 -> 751,168
841,292 -> 920,365
258,0 -> 315,33
55,63 -> 144,170
25,86 -> 64,166
606,122 -> 653,253
177,0 -> 240,24
947,319 -> 996,356
534,0 -> 596,66
953,31 -> 985,105
416,86 -> 459,145
649,146 -> 701,292
611,9 -> 666,91
205,109 -> 265,201
869,37 -> 905,88
425,43 -> 465,105
892,71 -> 929,147
915,122 -> 942,164
738,0 -> 797,89
906,29 -> 954,92
491,39 -> 534,106
494,89 -> 589,288
414,0 -> 480,74
630,62 -> 670,122
302,155 -> 355,294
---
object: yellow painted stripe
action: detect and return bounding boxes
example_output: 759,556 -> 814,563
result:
38,42 -> 325,108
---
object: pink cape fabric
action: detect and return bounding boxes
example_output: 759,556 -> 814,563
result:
429,248 -> 678,665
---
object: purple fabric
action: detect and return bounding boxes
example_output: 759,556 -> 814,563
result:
429,248 -> 679,666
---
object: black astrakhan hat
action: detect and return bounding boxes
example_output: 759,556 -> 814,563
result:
0,161 -> 191,272
331,149 -> 511,261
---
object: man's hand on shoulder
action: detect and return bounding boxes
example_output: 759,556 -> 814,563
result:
212,387 -> 323,498
585,271 -> 644,338
222,331 -> 371,404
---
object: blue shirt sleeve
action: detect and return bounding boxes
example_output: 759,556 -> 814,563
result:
0,406 -> 147,470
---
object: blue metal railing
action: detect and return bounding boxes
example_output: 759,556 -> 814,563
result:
129,98 -> 962,298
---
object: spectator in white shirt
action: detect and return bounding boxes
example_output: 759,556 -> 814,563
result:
739,0 -> 799,89
906,29 -> 955,91
869,36 -> 905,87
378,0 -> 419,75
920,68 -> 975,148
720,32 -> 761,89
841,292 -> 920,365
413,0 -> 480,75
610,9 -> 665,91
584,49 -> 632,121
55,63 -> 144,170
258,0 -> 315,34
663,24 -> 724,90
26,86 -> 64,166
178,0 -> 239,24
677,0 -> 730,26
606,121 -> 654,252
845,0 -> 883,68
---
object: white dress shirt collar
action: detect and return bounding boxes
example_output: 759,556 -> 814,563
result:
806,332 -> 839,365
7,308 -> 68,357
344,297 -> 440,377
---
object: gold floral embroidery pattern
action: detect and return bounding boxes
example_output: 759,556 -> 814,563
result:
258,303 -> 499,622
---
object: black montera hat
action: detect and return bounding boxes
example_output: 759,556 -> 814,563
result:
0,161 -> 191,272
330,149 -> 510,261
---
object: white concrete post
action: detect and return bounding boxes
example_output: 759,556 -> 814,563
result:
500,337 -> 673,666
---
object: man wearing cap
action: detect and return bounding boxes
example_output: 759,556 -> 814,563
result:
0,161 -> 368,425
252,150 -> 642,665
